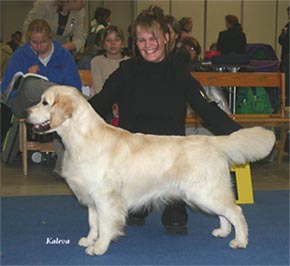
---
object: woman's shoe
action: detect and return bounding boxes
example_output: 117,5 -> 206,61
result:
126,207 -> 151,226
161,201 -> 188,234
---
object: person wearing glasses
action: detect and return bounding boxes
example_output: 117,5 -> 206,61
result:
182,36 -> 202,65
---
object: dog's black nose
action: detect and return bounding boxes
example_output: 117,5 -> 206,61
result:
22,110 -> 29,119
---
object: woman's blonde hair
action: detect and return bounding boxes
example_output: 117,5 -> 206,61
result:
26,19 -> 53,40
132,5 -> 170,57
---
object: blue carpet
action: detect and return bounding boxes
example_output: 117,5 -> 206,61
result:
1,190 -> 289,266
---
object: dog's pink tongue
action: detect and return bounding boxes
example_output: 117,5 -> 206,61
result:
33,124 -> 40,130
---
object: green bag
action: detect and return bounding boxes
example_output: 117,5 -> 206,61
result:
236,87 -> 273,114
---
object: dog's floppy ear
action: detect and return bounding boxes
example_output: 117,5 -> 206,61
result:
50,94 -> 73,129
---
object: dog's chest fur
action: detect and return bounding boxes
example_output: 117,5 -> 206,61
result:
65,175 -> 96,206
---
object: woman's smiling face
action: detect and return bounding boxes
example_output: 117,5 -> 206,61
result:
135,26 -> 169,63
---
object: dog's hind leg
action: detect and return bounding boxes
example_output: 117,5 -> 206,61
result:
205,201 -> 248,249
212,215 -> 232,238
85,193 -> 127,256
224,204 -> 248,249
79,207 -> 99,248
187,192 -> 248,249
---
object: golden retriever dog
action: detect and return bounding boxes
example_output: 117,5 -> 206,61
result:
25,85 -> 275,256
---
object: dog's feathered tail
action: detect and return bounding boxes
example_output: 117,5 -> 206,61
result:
212,127 -> 276,166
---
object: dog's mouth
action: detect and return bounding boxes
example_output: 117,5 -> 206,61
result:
32,120 -> 51,133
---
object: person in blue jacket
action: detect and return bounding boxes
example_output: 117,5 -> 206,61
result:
1,19 -> 82,175
1,19 -> 82,118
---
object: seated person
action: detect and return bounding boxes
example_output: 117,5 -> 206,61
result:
217,14 -> 247,55
1,19 -> 82,174
22,0 -> 86,53
90,25 -> 130,95
1,19 -> 82,116
179,17 -> 193,40
182,36 -> 202,67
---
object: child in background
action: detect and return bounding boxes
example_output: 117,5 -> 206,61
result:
91,25 -> 129,125
90,25 -> 130,95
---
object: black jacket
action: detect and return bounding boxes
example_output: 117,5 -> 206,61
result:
217,28 -> 247,54
89,57 -> 242,136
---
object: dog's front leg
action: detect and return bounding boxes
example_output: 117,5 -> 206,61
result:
85,193 -> 127,256
79,207 -> 98,247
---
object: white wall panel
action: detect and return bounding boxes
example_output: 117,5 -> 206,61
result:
104,1 -> 134,45
1,0 -> 33,42
171,1 -> 205,57
86,1 -> 102,23
243,0 -> 277,51
134,1 -> 170,17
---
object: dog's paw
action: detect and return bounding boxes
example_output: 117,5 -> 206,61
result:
229,239 -> 248,249
78,237 -> 95,247
212,228 -> 231,238
85,241 -> 109,256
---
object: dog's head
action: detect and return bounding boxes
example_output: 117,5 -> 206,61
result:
25,85 -> 83,134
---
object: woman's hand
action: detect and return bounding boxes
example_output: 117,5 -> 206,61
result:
28,65 -> 40,74
112,103 -> 119,118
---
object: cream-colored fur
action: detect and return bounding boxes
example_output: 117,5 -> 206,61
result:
25,85 -> 276,256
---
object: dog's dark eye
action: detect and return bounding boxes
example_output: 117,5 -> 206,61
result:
42,100 -> 49,106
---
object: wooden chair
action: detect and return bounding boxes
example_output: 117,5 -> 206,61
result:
78,69 -> 93,86
19,119 -> 54,175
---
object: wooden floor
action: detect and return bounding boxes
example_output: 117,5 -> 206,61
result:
1,155 -> 72,197
1,152 -> 289,197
